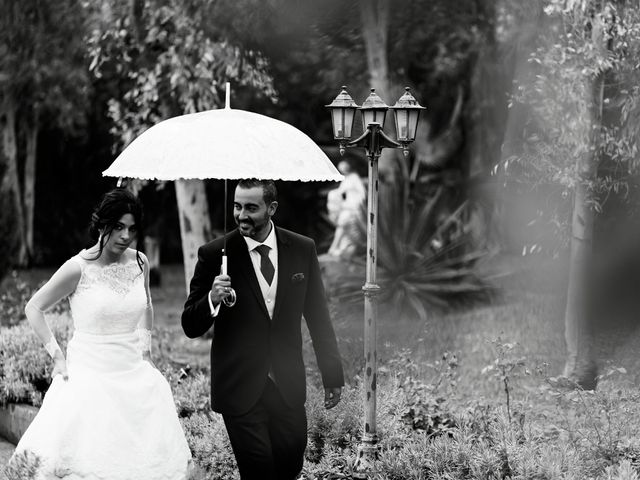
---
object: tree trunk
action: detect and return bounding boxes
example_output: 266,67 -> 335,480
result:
1,95 -> 28,266
359,0 -> 390,100
563,167 -> 595,379
144,236 -> 162,286
175,179 -> 213,293
359,0 -> 399,179
562,69 -> 605,388
24,121 -> 38,262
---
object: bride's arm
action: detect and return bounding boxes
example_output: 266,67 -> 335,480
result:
25,259 -> 82,380
136,253 -> 154,364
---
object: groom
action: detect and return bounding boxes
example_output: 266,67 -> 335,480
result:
181,179 -> 344,480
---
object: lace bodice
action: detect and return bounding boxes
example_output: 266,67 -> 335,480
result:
69,253 -> 147,335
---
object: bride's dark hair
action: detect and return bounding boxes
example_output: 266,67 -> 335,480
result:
88,188 -> 144,271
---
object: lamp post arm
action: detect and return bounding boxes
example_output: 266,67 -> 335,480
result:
348,123 -> 400,158
377,128 -> 401,149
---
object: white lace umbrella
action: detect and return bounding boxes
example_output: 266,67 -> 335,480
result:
102,86 -> 342,182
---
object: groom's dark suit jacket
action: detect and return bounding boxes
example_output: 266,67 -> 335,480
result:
181,227 -> 344,416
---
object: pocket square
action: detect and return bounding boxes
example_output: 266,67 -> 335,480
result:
291,272 -> 305,283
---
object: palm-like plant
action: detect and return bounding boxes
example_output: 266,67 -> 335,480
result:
331,180 -> 493,322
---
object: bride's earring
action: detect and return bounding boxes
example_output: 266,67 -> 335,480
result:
98,231 -> 104,244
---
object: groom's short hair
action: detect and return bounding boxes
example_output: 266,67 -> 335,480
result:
237,179 -> 277,205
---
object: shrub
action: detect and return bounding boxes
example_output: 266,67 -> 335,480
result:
180,411 -> 238,480
0,270 -> 69,328
0,313 -> 73,406
305,383 -> 361,465
302,345 -> 464,477
329,181 -> 494,322
1,449 -> 42,480
169,367 -> 212,418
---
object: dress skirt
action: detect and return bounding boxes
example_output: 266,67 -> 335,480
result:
11,330 -> 192,480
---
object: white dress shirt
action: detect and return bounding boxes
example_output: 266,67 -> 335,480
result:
209,222 -> 278,318
242,222 -> 278,319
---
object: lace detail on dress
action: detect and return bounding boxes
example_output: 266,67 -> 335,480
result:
69,254 -> 147,335
76,261 -> 143,296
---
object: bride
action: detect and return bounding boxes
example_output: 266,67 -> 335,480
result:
6,188 -> 192,479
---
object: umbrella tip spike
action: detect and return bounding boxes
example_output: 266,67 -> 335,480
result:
225,82 -> 231,109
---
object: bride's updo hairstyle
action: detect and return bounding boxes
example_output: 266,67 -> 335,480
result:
89,188 -> 144,271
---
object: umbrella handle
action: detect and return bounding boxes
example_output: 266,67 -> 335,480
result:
221,254 -> 236,307
221,255 -> 229,275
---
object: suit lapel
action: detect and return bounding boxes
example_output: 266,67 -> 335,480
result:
273,227 -> 292,322
227,230 -> 270,319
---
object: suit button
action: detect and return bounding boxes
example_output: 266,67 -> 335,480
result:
267,299 -> 272,303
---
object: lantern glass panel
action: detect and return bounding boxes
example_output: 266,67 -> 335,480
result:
394,109 -> 409,141
343,107 -> 356,138
362,108 -> 387,128
331,107 -> 356,139
406,109 -> 421,142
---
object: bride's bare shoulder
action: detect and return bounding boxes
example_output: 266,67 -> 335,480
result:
125,248 -> 148,265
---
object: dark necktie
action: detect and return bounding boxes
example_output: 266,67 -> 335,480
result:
254,244 -> 275,285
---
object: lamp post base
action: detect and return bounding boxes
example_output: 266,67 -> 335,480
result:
353,435 -> 380,479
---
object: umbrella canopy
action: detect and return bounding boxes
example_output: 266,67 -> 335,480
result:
102,107 -> 343,182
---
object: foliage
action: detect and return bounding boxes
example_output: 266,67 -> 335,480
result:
0,0 -> 91,268
498,0 -> 640,253
169,368 -> 211,418
0,0 -> 90,129
6,307 -> 640,478
330,180 -> 494,322
1,449 -> 42,480
481,337 -> 528,423
0,271 -> 68,328
179,411 -> 239,480
303,355 -> 640,480
87,0 -> 277,150
0,314 -> 73,406
388,349 -> 458,437
543,367 -> 640,468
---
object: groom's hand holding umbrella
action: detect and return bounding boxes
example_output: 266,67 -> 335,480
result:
210,274 -> 233,305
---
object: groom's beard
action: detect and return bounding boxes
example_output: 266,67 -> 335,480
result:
235,214 -> 269,239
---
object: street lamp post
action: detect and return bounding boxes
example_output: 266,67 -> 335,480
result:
327,86 -> 425,478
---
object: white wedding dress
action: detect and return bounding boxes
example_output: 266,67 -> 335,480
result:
10,253 -> 192,479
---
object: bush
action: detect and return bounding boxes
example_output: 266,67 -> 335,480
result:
180,411 -> 238,480
328,181 -> 494,323
1,449 -> 42,480
0,313 -> 73,406
302,347 -> 461,478
0,270 -> 69,328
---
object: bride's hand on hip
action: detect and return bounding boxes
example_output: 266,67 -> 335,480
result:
51,352 -> 69,381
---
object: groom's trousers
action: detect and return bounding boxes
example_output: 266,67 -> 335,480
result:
222,378 -> 307,480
